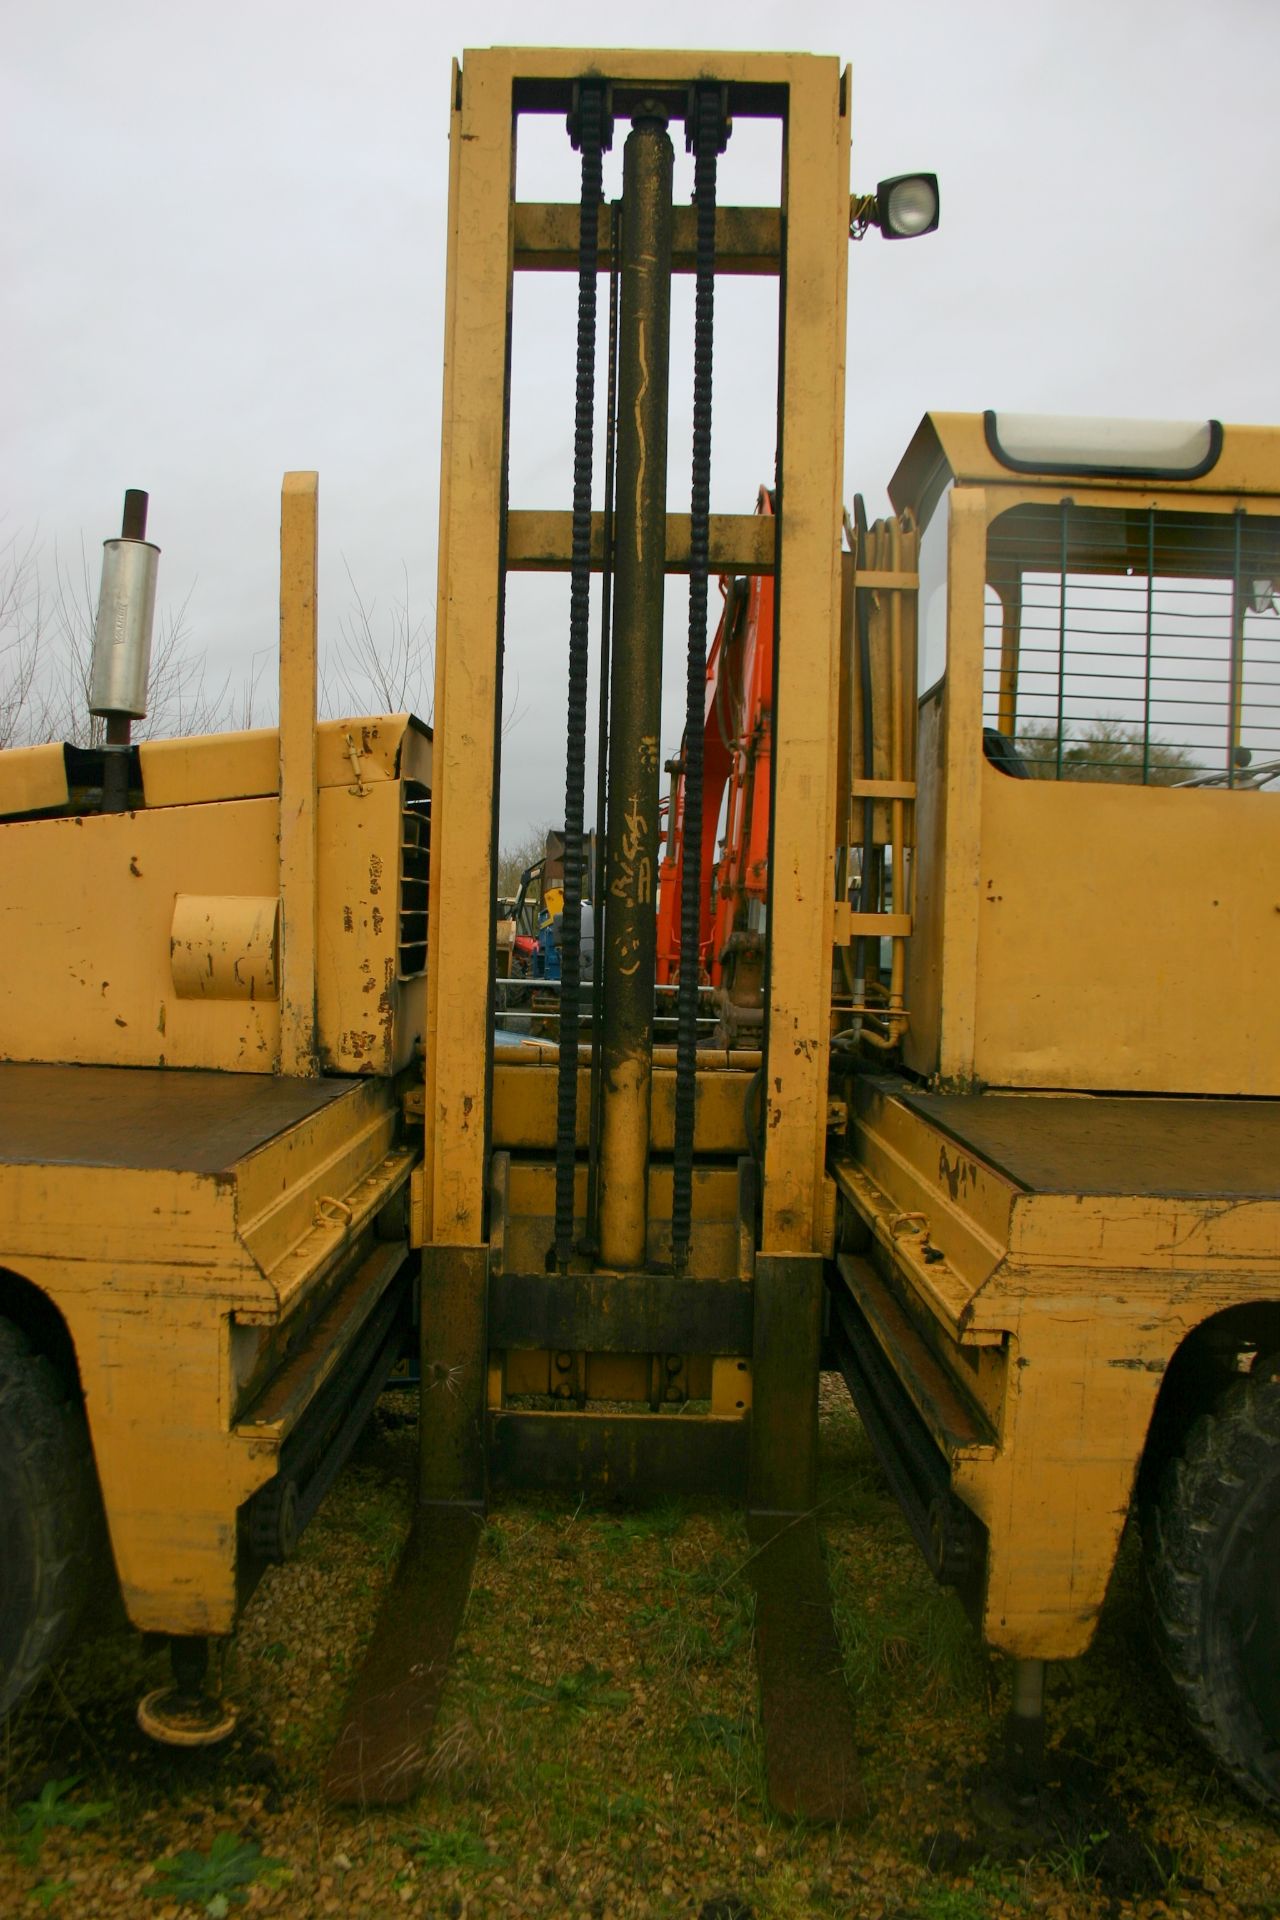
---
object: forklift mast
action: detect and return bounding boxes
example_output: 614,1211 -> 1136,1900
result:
332,48 -> 866,1820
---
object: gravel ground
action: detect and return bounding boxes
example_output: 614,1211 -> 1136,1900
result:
2,1382 -> 1278,1919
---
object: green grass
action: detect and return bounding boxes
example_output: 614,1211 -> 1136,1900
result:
832,1566 -> 986,1716
146,1833 -> 288,1910
393,1820 -> 492,1871
513,1663 -> 630,1712
7,1777 -> 112,1868
591,1501 -> 688,1550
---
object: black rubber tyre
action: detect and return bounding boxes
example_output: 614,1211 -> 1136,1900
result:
0,1317 -> 97,1717
1146,1349 -> 1280,1809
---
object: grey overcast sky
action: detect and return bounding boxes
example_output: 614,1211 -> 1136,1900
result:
5,0 -> 1280,840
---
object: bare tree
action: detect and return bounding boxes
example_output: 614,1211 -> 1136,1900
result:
496,821 -> 554,898
1015,719 -> 1196,785
323,560 -> 528,741
323,561 -> 434,721
0,527 -> 58,748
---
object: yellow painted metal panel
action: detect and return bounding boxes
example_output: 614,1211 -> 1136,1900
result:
903,686 -> 945,1078
833,907 -> 911,943
316,780 -> 419,1076
973,768 -> 1280,1095
934,487 -> 987,1087
0,1067 -> 409,1633
0,800 -> 281,1069
480,46 -> 841,86
0,785 -> 415,1074
892,412 -> 1280,520
514,201 -> 781,274
761,59 -> 850,1252
0,742 -> 69,815
501,1159 -> 739,1280
846,1081 -> 1280,1657
506,509 -> 775,575
954,1302 -> 1166,1658
423,49 -> 512,1247
139,729 -> 279,807
138,717 -> 415,811
279,472 -> 320,1076
492,1061 -> 749,1153
170,894 -> 279,1000
316,716 -> 417,790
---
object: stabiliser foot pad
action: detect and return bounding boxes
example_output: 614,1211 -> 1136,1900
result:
747,1513 -> 865,1824
323,1503 -> 482,1807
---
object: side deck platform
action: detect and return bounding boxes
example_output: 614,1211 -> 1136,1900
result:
0,1060 -> 416,1636
893,1082 -> 1280,1201
831,1074 -> 1280,1660
0,1061 -> 358,1174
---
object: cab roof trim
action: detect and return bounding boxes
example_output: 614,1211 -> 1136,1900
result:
887,411 -> 1280,531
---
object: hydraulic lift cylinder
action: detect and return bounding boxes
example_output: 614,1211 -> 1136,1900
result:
598,108 -> 673,1270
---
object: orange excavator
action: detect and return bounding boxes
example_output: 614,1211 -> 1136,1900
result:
656,489 -> 775,1043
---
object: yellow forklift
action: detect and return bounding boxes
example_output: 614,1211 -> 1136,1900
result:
829,410 -> 1280,1808
330,48 -> 903,1821
2,46 -> 1279,1822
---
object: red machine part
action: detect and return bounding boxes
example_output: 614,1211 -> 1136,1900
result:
657,488 -> 775,989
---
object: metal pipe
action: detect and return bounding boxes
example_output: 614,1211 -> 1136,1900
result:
1004,1655 -> 1047,1786
1228,508 -> 1246,789
598,107 -> 674,1271
92,488 -> 157,814
888,515 -> 906,1019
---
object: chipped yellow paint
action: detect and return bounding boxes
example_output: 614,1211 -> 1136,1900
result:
0,741 -> 70,816
279,471 -> 320,1076
895,430 -> 1280,1096
842,1085 -> 1280,1658
0,728 -> 428,1077
0,1072 -> 410,1633
891,411 -> 1280,517
760,55 -> 851,1254
170,894 -> 279,1001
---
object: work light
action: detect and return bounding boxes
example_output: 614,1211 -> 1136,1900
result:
876,173 -> 940,238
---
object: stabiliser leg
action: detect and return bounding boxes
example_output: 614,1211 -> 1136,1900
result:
324,1245 -> 488,1807
748,1252 -> 864,1823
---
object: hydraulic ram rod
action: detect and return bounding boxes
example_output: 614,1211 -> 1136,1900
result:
598,103 -> 674,1271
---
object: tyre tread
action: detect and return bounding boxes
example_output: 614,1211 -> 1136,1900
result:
0,1317 -> 97,1717
1146,1352 -> 1280,1809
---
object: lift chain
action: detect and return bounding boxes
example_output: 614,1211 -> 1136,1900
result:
555,82 -> 610,1271
585,199 -> 623,1256
672,86 -> 729,1272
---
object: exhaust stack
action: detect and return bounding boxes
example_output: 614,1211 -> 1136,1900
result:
90,488 -> 158,812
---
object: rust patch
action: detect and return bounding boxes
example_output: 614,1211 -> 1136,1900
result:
343,906 -> 354,933
129,856 -> 142,877
369,852 -> 384,896
372,906 -> 384,936
325,1509 -> 482,1808
938,1146 -> 980,1202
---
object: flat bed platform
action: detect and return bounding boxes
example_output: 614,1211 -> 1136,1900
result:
0,1062 -> 361,1174
886,1078 -> 1280,1200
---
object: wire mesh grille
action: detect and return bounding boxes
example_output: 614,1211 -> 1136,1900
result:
983,502 -> 1280,785
398,780 -> 430,977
